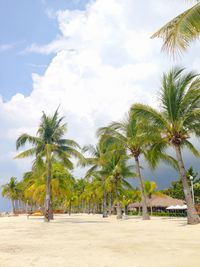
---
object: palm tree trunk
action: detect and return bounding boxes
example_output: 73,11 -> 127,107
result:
44,159 -> 53,222
150,200 -> 153,216
108,192 -> 112,216
138,205 -> 141,216
116,200 -> 122,219
88,200 -> 91,214
175,145 -> 199,224
134,156 -> 150,220
11,199 -> 15,214
124,205 -> 128,216
102,190 -> 108,218
68,200 -> 71,216
93,203 -> 97,214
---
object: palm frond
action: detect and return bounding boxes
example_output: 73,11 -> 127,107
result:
182,139 -> 200,156
132,104 -> 167,129
152,2 -> 200,55
16,134 -> 40,150
15,148 -> 37,159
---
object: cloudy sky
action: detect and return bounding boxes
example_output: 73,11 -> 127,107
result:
1,0 -> 200,210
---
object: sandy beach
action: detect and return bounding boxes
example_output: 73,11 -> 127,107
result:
0,214 -> 199,267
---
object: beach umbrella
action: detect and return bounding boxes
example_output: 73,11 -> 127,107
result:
181,205 -> 187,209
174,205 -> 187,210
173,205 -> 180,210
166,206 -> 175,210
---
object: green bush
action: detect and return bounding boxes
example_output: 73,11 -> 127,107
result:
152,211 -> 186,217
128,210 -> 187,217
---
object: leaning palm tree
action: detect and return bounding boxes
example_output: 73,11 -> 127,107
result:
98,113 -> 166,220
2,177 -> 19,213
15,109 -> 82,222
132,67 -> 200,224
152,1 -> 200,55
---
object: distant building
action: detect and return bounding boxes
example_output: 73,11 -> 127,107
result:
129,195 -> 186,212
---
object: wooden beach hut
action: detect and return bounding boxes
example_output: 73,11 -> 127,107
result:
128,195 -> 186,214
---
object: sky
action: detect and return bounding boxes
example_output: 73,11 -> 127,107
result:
0,0 -> 200,211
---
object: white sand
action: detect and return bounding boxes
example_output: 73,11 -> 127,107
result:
0,214 -> 200,267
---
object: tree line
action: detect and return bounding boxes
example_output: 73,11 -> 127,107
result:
2,66 -> 200,225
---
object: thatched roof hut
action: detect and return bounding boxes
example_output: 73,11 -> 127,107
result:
129,195 -> 185,210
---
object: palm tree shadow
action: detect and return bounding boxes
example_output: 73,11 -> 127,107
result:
51,218 -> 109,224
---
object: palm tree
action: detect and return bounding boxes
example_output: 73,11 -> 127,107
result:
152,1 -> 200,55
100,143 -> 134,219
81,177 -> 103,214
132,67 -> 200,224
2,177 -> 19,213
121,189 -> 139,217
82,137 -> 113,218
74,178 -> 88,213
22,159 -> 75,211
98,112 -> 162,220
15,109 -> 82,222
144,181 -> 164,216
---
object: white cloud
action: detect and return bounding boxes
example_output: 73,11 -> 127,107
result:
0,43 -> 14,52
24,39 -> 76,54
0,0 -> 197,183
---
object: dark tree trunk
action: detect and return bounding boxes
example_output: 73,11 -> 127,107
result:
44,159 -> 53,222
124,205 -> 128,216
68,201 -> 71,216
102,190 -> 108,218
134,156 -> 150,220
175,146 -> 199,224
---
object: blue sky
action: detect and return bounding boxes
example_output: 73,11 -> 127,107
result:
0,0 -> 199,211
0,0 -> 88,100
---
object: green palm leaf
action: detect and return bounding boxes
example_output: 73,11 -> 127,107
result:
152,2 -> 200,54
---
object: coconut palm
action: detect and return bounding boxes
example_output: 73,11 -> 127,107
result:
82,136 -> 114,218
144,181 -> 164,216
152,1 -> 200,55
101,148 -> 134,219
74,178 -> 88,213
121,189 -> 139,217
15,109 -> 82,222
81,176 -> 103,214
98,112 -> 165,220
23,160 -> 74,210
132,67 -> 200,224
2,177 -> 19,213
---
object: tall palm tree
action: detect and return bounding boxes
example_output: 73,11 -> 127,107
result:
132,67 -> 200,224
98,112 -> 166,220
2,177 -> 19,213
82,136 -> 113,218
15,109 -> 82,222
102,151 -> 134,219
152,1 -> 200,55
